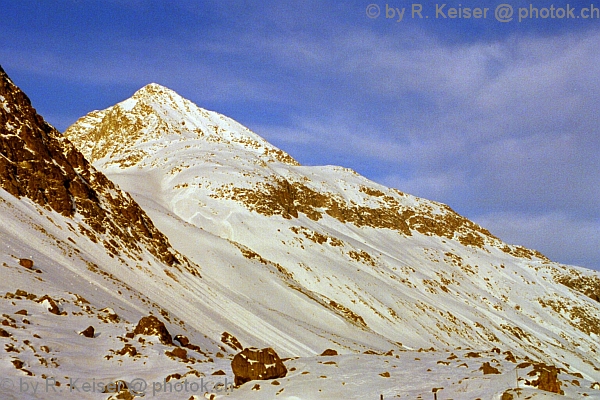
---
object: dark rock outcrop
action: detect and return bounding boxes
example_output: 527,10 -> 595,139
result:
320,348 -> 338,356
526,363 -> 563,395
79,326 -> 95,338
231,347 -> 287,386
221,331 -> 243,351
165,347 -> 187,360
133,315 -> 172,345
0,65 -> 181,267
174,334 -> 189,346
480,361 -> 500,374
37,295 -> 62,315
19,259 -> 34,269
116,344 -> 137,357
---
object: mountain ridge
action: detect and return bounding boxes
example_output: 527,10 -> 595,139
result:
0,67 -> 185,268
64,82 -> 548,261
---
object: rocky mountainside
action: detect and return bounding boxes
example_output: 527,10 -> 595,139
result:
0,68 -> 181,267
64,83 -> 600,382
1,68 -> 599,399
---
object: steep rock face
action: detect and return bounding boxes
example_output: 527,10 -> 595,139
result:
525,363 -> 564,394
0,66 -> 179,266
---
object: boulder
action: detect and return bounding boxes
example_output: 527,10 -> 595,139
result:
79,326 -> 95,338
133,315 -> 172,345
37,295 -> 62,315
231,347 -> 287,386
480,361 -> 501,374
530,363 -> 563,394
174,334 -> 189,346
166,347 -> 187,360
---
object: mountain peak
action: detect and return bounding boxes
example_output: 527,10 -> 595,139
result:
131,82 -> 179,103
64,85 -> 299,167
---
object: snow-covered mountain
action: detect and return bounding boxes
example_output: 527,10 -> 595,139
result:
64,83 -> 600,392
1,68 -> 599,399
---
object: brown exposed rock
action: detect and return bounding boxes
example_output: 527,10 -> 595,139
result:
501,391 -> 514,400
165,373 -> 181,382
15,310 -> 27,316
19,259 -> 33,269
212,370 -> 226,375
116,344 -> 137,357
218,176 -> 518,253
102,380 -> 130,399
98,308 -> 120,323
504,350 -> 517,363
320,349 -> 338,356
0,328 -> 11,337
0,66 -> 184,269
133,315 -> 172,345
166,347 -> 187,360
221,331 -> 243,351
555,273 -> 600,303
172,334 -> 206,356
108,390 -> 134,400
480,362 -> 501,374
174,334 -> 189,346
10,358 -> 33,375
525,363 -> 563,395
37,295 -> 62,315
79,326 -> 95,338
231,347 -> 287,386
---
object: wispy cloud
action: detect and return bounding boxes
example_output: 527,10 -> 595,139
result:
2,1 -> 598,269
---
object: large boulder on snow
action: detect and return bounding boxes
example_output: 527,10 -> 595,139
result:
133,315 -> 172,345
231,347 -> 287,386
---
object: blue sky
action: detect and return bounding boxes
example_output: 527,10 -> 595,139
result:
2,0 -> 599,270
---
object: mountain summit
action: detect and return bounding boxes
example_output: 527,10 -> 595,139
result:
65,83 -> 544,259
65,83 -> 297,168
